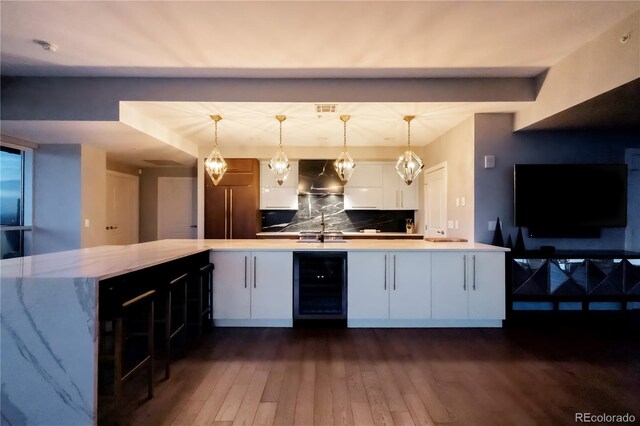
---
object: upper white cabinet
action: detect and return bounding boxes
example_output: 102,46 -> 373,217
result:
260,161 -> 298,210
211,251 -> 293,324
348,251 -> 431,321
382,164 -> 419,210
344,162 -> 418,210
431,252 -> 505,320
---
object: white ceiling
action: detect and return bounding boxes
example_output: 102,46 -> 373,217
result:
1,1 -> 638,165
121,101 -> 531,148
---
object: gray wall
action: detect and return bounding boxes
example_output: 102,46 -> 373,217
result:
33,145 -> 82,254
474,113 -> 640,250
139,167 -> 196,242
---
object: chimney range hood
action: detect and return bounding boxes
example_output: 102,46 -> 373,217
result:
297,160 -> 344,195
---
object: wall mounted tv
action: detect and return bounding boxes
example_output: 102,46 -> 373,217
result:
514,164 -> 627,237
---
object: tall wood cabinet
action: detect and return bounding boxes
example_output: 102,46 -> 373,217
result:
204,159 -> 260,239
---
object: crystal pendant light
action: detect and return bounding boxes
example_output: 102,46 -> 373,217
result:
334,115 -> 356,183
269,115 -> 291,185
396,115 -> 424,185
204,115 -> 227,185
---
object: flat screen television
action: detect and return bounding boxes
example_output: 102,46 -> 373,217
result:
514,164 -> 627,237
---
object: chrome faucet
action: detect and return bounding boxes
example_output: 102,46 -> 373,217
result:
320,211 -> 325,242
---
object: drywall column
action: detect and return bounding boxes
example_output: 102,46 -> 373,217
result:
32,145 -> 82,254
80,145 -> 107,248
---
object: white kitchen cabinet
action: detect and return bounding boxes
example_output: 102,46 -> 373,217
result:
250,252 -> 293,319
211,251 -> 293,324
211,251 -> 251,319
431,252 -> 505,320
345,163 -> 383,187
348,251 -> 430,321
382,164 -> 419,210
344,187 -> 383,210
260,161 -> 298,210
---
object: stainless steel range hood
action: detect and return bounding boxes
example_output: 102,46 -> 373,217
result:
297,159 -> 344,195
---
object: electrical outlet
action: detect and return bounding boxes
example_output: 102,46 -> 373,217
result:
488,220 -> 496,231
455,220 -> 459,229
448,220 -> 454,229
461,197 -> 466,206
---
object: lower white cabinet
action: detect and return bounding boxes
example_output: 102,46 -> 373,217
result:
211,251 -> 293,324
348,251 -> 431,321
431,252 -> 505,320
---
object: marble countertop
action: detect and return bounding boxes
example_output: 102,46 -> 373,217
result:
256,232 -> 424,237
1,239 -> 508,279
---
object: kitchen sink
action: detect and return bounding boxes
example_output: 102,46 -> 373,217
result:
297,231 -> 346,243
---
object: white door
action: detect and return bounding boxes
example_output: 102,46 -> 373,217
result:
106,171 -> 139,245
431,252 -> 468,319
250,252 -> 293,319
389,252 -> 431,319
424,164 -> 447,238
212,251 -> 251,320
158,177 -> 196,239
468,252 -> 506,320
348,252 -> 389,319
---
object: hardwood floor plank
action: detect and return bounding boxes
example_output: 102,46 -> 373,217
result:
253,402 -> 277,426
351,401 -> 375,426
110,327 -> 640,426
390,411 -> 416,426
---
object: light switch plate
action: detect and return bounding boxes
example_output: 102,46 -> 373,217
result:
461,197 -> 466,206
488,220 -> 496,231
456,198 -> 460,207
84,219 -> 90,228
484,155 -> 495,168
455,220 -> 459,229
448,220 -> 454,229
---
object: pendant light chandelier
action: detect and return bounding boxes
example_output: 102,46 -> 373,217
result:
334,115 -> 356,183
204,115 -> 227,186
269,115 -> 291,185
395,115 -> 424,185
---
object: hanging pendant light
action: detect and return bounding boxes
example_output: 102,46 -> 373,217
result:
334,115 -> 356,183
396,115 -> 424,185
204,115 -> 227,185
269,115 -> 292,185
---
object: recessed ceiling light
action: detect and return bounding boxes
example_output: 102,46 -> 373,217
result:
33,39 -> 58,52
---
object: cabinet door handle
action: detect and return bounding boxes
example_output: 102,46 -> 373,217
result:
244,256 -> 247,288
230,188 -> 233,240
393,255 -> 397,290
384,254 -> 387,290
462,255 -> 466,291
224,188 -> 228,239
253,256 -> 257,288
396,190 -> 400,208
472,255 -> 476,290
400,191 -> 404,208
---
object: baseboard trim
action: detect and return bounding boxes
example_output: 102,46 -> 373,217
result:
347,319 -> 503,328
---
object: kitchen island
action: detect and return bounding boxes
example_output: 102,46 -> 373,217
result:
1,239 -> 508,425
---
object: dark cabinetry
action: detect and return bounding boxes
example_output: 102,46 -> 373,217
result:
205,159 -> 260,239
509,251 -> 640,314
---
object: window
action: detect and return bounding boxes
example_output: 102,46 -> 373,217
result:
1,144 -> 33,258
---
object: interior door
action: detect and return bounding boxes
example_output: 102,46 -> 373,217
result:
106,172 -> 138,245
425,165 -> 447,238
158,177 -> 196,239
204,183 -> 228,239
229,185 -> 256,239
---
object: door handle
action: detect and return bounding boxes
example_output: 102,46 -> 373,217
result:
190,225 -> 197,228
472,255 -> 476,290
462,255 -> 467,291
244,256 -> 247,288
393,255 -> 397,290
253,256 -> 257,288
384,254 -> 387,290
230,188 -> 233,240
224,188 -> 228,239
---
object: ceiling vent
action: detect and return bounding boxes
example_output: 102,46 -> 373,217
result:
315,104 -> 337,113
144,159 -> 183,166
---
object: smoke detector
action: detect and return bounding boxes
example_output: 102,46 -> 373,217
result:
33,39 -> 58,52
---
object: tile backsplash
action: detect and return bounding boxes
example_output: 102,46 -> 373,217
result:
261,194 -> 414,233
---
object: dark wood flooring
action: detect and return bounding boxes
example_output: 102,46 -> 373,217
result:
103,326 -> 640,426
